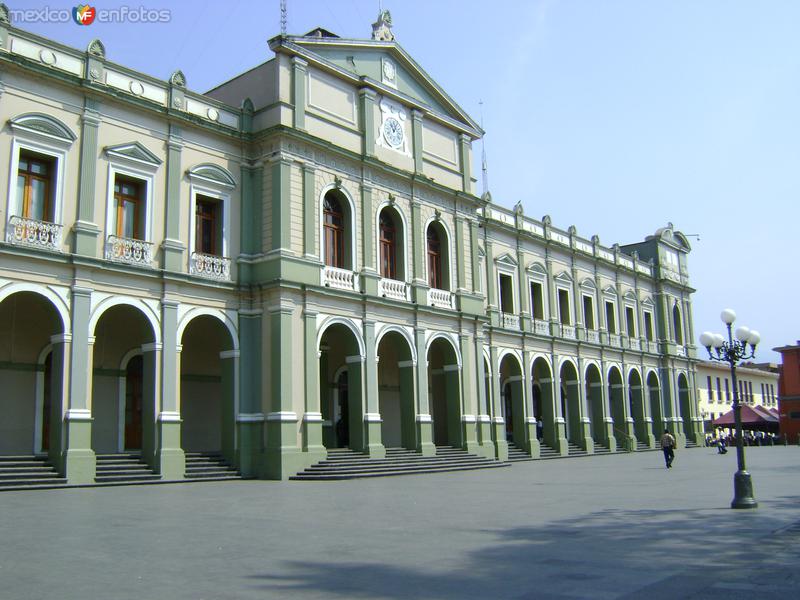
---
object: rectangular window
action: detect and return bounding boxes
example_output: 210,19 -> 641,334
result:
771,384 -> 776,402
605,301 -> 616,334
760,383 -> 765,402
583,295 -> 595,329
725,379 -> 730,403
625,306 -> 636,337
707,376 -> 713,401
716,377 -> 722,404
748,382 -> 753,403
499,273 -> 514,313
644,311 -> 654,341
114,175 -> 144,239
195,195 -> 221,255
530,282 -> 544,320
558,289 -> 571,325
738,380 -> 744,401
17,150 -> 54,222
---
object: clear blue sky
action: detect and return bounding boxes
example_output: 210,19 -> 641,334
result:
12,0 -> 799,361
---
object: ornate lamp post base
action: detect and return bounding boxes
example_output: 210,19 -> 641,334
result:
732,470 -> 758,509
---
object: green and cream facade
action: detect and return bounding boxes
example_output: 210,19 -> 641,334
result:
0,12 -> 702,482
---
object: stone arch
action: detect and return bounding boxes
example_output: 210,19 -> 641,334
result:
559,359 -> 582,445
427,335 -> 462,448
177,307 -> 238,351
425,332 -> 462,369
376,328 -> 416,450
375,324 -> 417,364
677,371 -> 692,444
499,351 -> 525,448
607,365 -> 626,449
317,316 -> 365,358
0,282 -> 69,333
628,368 -> 648,446
585,363 -> 607,446
647,370 -> 665,438
90,296 -> 160,343
0,289 -> 66,456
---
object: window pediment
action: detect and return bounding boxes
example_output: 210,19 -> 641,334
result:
554,271 -> 572,284
526,262 -> 547,277
494,252 -> 517,270
105,142 -> 162,170
603,285 -> 617,298
187,163 -> 236,189
9,113 -> 76,146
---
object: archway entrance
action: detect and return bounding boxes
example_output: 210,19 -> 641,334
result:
628,370 -> 647,445
427,337 -> 461,448
377,331 -> 415,450
91,305 -> 156,460
678,373 -> 692,443
585,364 -> 606,447
560,361 -> 581,444
648,372 -> 664,438
319,323 -> 363,451
0,291 -> 64,456
532,358 -> 556,449
499,353 -> 525,448
180,315 -> 236,463
608,366 -> 625,449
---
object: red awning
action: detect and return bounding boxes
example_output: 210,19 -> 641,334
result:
712,404 -> 779,430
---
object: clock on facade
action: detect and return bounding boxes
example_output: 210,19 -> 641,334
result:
382,116 -> 404,148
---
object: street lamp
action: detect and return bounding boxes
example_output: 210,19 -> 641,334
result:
699,308 -> 760,509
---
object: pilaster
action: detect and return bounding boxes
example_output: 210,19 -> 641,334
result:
156,299 -> 184,479
411,109 -> 424,173
489,346 -> 508,461
74,98 -> 101,256
163,124 -> 185,271
359,88 -> 377,157
362,321 -> 386,458
291,56 -> 307,130
303,164 -> 316,258
237,309 -> 263,476
414,328 -> 434,455
360,185 -> 379,295
271,158 -> 292,253
458,133 -> 472,193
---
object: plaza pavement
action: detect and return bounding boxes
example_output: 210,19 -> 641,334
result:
1,445 -> 799,600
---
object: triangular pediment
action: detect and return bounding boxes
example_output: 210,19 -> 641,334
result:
274,36 -> 480,135
494,252 -> 518,268
623,290 -> 637,302
105,142 -> 162,167
554,271 -> 572,284
603,286 -> 617,297
580,278 -> 596,290
641,297 -> 654,309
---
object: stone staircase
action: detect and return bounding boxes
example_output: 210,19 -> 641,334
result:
636,440 -> 656,451
567,441 -> 588,457
291,446 -> 509,481
94,454 -> 161,485
593,443 -> 612,455
538,443 -> 562,459
0,455 -> 67,491
184,452 -> 241,481
507,443 -> 534,462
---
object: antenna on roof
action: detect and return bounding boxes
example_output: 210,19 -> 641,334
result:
280,0 -> 287,35
479,100 -> 488,196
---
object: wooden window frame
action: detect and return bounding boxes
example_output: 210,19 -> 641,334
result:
17,150 -> 54,221
113,175 -> 143,239
379,211 -> 397,279
323,194 -> 345,269
427,226 -> 442,290
195,195 -> 220,255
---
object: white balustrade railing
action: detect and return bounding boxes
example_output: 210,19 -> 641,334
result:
322,266 -> 359,292
191,252 -> 231,281
378,278 -> 409,301
6,216 -> 63,252
428,288 -> 454,309
501,313 -> 520,330
534,320 -> 550,335
629,338 -> 641,351
609,334 -> 621,348
561,324 -> 576,339
105,235 -> 153,267
587,330 -> 600,344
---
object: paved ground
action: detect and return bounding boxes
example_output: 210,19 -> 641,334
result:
1,446 -> 799,600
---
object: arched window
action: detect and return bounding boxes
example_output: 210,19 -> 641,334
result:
672,304 -> 683,345
427,225 -> 442,289
379,211 -> 396,279
323,193 -> 344,268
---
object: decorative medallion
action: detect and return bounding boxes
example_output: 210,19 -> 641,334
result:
129,81 -> 145,96
39,50 -> 57,66
89,68 -> 101,80
207,108 -> 219,122
173,97 -> 183,109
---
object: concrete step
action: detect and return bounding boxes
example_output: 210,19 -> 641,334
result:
0,455 -> 66,491
291,461 -> 509,481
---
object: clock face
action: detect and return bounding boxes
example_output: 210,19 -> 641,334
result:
383,60 -> 396,80
383,117 -> 404,148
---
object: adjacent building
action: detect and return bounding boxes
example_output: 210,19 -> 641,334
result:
695,360 -> 779,430
0,9 -> 703,483
774,342 -> 800,443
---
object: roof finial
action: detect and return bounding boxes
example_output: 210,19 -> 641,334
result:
372,6 -> 394,41
280,0 -> 287,35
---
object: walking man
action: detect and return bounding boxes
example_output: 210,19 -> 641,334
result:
660,429 -> 676,468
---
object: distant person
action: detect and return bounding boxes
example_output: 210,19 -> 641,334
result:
717,437 -> 727,454
660,429 -> 676,468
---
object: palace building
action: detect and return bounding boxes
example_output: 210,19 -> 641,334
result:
0,8 -> 702,485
